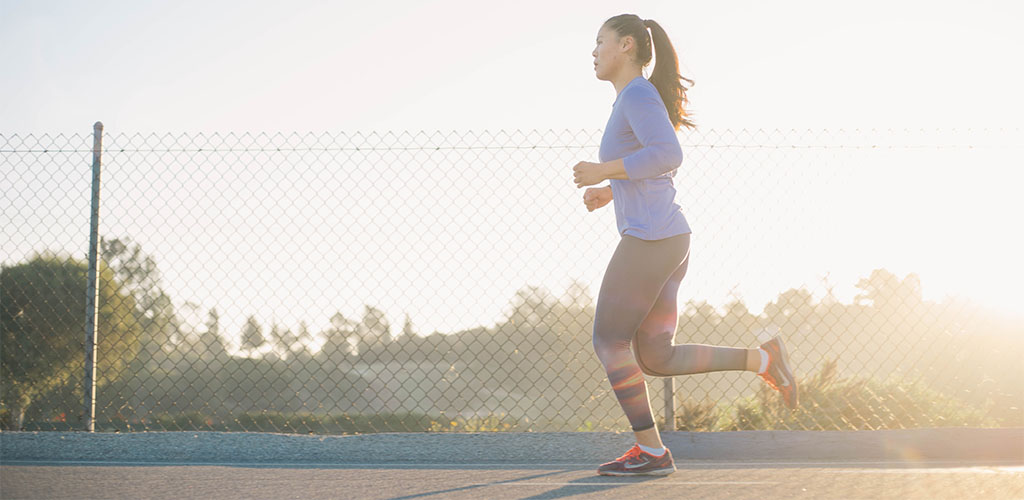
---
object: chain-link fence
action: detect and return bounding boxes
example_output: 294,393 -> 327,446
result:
2,126 -> 1022,433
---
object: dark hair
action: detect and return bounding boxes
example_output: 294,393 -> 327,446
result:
604,14 -> 696,130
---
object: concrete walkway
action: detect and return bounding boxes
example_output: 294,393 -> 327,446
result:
3,428 -> 1022,464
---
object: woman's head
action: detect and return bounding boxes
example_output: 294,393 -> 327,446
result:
593,14 -> 696,130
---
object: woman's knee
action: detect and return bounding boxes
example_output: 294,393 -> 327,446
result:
636,359 -> 662,376
633,330 -> 674,376
591,330 -> 610,363
635,353 -> 670,376
592,331 -> 629,367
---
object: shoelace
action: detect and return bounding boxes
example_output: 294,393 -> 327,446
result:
615,445 -> 643,462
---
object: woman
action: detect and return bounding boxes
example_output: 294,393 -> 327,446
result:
573,14 -> 798,476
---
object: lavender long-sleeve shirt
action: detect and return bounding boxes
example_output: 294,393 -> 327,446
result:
598,76 -> 691,240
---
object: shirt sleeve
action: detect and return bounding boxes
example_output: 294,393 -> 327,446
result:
620,87 -> 683,180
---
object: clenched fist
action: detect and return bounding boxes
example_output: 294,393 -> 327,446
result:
583,186 -> 613,212
573,161 -> 607,188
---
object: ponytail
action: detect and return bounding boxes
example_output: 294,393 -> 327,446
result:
643,19 -> 696,131
605,14 -> 696,130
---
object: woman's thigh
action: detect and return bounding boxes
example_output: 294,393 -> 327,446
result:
632,254 -> 689,374
594,233 -> 690,349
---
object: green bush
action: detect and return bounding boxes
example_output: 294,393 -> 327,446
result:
725,359 -> 996,430
53,411 -> 442,434
428,414 -> 519,432
7,360 -> 999,433
661,399 -> 722,431
227,411 -> 438,434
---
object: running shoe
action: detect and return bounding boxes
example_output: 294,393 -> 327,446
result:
597,444 -> 676,476
758,335 -> 799,409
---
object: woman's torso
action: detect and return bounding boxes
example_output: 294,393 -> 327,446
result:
599,77 -> 691,240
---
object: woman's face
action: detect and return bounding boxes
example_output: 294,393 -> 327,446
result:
592,25 -> 629,81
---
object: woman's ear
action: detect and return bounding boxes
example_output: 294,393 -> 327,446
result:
619,35 -> 634,54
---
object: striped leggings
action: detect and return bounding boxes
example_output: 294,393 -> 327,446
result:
592,233 -> 748,431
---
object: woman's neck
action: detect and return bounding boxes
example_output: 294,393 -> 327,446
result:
612,68 -> 644,95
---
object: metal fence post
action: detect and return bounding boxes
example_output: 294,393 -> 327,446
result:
659,379 -> 675,430
663,377 -> 676,431
84,121 -> 103,432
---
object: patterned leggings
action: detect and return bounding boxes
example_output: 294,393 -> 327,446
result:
592,233 -> 749,431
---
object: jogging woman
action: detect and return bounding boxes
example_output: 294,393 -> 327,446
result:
573,14 -> 798,476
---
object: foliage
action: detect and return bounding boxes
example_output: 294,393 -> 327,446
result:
726,359 -> 997,430
1,254 -> 141,429
668,399 -> 723,431
4,241 -> 1021,432
429,414 -> 518,432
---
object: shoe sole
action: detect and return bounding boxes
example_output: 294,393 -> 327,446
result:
773,336 -> 798,408
598,466 -> 676,476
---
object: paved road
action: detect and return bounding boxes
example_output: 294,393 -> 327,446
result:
4,430 -> 1022,498
4,460 -> 1023,499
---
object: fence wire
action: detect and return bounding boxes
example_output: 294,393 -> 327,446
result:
2,127 -> 1022,433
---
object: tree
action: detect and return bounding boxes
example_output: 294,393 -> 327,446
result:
1,254 -> 141,429
764,288 -> 815,323
855,269 -> 922,309
680,300 -> 720,338
401,314 -> 416,339
506,286 -> 556,328
557,280 -> 595,333
240,315 -> 265,354
291,321 -> 314,360
269,323 -> 295,361
357,305 -> 391,350
199,307 -> 227,362
322,312 -> 357,359
100,237 -> 181,365
720,299 -> 757,339
175,301 -> 207,357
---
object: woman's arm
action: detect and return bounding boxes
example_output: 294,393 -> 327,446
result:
574,159 -> 628,187
620,89 -> 683,180
598,158 -> 629,180
583,185 -> 613,212
576,88 -> 683,187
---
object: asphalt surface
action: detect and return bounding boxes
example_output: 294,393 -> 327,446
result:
2,429 -> 1023,499
3,460 -> 1023,499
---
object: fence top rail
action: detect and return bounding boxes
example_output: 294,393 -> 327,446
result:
1,127 -> 1020,155
2,144 -> 1014,154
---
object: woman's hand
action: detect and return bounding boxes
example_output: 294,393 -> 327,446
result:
573,161 -> 607,188
583,186 -> 613,212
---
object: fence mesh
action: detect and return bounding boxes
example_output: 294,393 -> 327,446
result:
2,127 -> 1022,433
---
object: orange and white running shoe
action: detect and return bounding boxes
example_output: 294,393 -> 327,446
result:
597,444 -> 676,476
758,335 -> 799,409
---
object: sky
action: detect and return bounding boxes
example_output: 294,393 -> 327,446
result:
3,0 -> 1023,344
3,0 -> 1023,133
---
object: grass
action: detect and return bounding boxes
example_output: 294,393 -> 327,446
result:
4,360 -> 1003,433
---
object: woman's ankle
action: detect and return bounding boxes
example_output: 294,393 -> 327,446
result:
745,348 -> 764,372
634,426 -> 664,449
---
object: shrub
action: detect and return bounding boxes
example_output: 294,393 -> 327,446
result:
726,359 -> 996,430
663,399 -> 721,431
